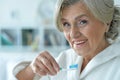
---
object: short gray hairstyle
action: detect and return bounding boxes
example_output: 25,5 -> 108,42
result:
55,0 -> 120,41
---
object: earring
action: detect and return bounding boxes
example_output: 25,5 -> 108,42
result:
105,23 -> 110,32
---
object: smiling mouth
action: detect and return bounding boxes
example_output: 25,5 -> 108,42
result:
73,39 -> 88,48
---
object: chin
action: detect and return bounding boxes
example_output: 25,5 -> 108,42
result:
74,49 -> 90,57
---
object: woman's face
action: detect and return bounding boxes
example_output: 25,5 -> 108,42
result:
61,2 -> 109,57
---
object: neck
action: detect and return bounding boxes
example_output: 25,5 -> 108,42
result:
81,40 -> 110,72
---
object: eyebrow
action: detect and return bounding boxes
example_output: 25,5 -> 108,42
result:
61,14 -> 88,21
75,14 -> 88,20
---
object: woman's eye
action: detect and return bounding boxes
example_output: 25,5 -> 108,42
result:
78,20 -> 88,26
63,22 -> 70,28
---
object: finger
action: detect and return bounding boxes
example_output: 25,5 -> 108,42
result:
37,70 -> 47,76
30,59 -> 38,74
36,59 -> 57,75
44,51 -> 60,72
35,66 -> 47,76
31,62 -> 47,76
36,58 -> 49,74
38,55 -> 57,75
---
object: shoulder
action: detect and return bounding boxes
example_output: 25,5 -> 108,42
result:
110,41 -> 120,55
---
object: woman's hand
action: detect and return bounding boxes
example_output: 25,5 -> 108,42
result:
30,51 -> 60,76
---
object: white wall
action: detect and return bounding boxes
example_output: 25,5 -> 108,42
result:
0,0 -> 41,27
115,0 -> 120,5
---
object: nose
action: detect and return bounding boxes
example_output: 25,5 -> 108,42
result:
70,26 -> 81,39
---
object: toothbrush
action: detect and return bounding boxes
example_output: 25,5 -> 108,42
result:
47,64 -> 78,80
60,64 -> 78,71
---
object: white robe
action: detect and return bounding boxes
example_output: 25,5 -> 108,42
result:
13,41 -> 120,80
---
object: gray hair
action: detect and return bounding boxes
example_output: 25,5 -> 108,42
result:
55,0 -> 120,41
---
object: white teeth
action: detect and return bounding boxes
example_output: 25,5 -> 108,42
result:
74,41 -> 85,44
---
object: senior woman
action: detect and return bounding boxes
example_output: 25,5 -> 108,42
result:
13,0 -> 120,80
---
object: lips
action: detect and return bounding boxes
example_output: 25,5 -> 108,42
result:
73,39 -> 88,48
74,40 -> 86,44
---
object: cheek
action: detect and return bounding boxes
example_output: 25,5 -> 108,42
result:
85,27 -> 105,46
64,32 -> 72,45
64,32 -> 70,41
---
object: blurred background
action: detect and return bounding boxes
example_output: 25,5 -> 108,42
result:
0,0 -> 120,80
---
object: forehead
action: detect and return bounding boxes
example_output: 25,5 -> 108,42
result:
61,1 -> 92,19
